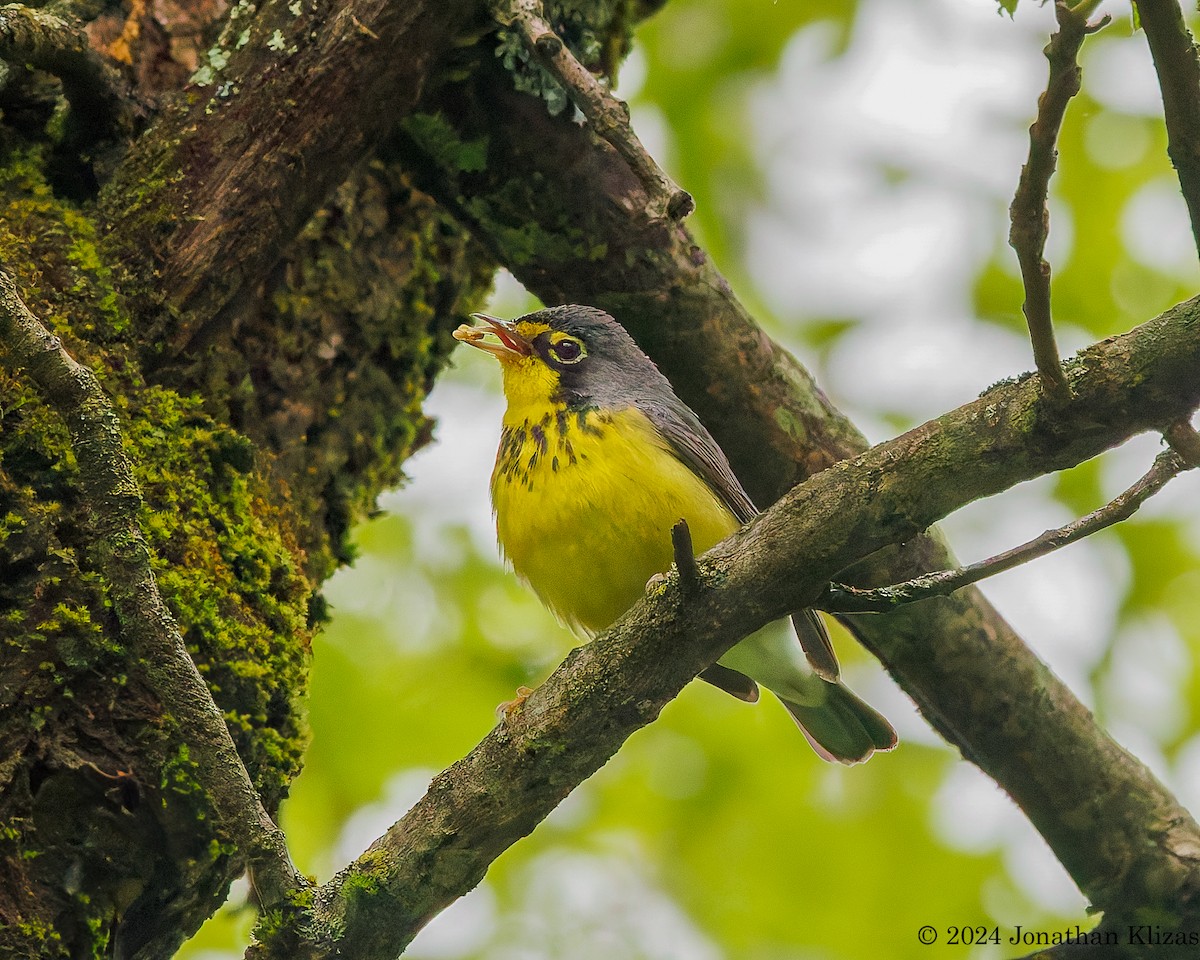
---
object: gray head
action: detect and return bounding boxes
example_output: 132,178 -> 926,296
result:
454,304 -> 676,409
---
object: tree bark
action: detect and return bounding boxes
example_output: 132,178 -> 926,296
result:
0,1 -> 493,955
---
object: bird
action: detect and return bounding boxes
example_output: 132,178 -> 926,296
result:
452,303 -> 896,763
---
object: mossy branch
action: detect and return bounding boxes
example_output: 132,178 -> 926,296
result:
0,2 -> 133,136
253,296 -> 1200,959
0,271 -> 303,909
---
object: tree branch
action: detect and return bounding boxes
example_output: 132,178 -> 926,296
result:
392,46 -> 1200,914
0,271 -> 303,909
1165,419 -> 1200,466
0,1 -> 134,137
1134,0 -> 1200,258
391,49 -> 1200,937
494,0 -> 693,221
1008,1 -> 1108,402
255,294 -> 1200,958
820,448 -> 1190,612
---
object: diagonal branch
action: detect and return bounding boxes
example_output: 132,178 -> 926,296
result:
392,51 -> 1200,938
0,272 -> 303,909
255,294 -> 1200,959
819,448 -> 1190,612
494,0 -> 693,221
1134,0 -> 1200,258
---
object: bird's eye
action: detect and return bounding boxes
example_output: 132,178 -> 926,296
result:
551,338 -> 584,363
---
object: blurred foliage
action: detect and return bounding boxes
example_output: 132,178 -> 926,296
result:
182,0 -> 1200,958
629,0 -> 856,269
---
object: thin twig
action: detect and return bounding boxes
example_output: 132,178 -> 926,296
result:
0,271 -> 303,908
819,449 -> 1190,613
671,519 -> 701,595
1135,0 -> 1200,259
494,0 -> 694,221
1008,1 -> 1109,403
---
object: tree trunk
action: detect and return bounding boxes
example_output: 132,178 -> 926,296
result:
0,2 -> 494,955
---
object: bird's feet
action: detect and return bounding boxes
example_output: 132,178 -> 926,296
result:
496,685 -> 535,723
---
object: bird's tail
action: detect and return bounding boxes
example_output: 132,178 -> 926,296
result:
779,681 -> 897,765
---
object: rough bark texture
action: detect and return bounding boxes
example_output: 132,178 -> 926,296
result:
0,3 -> 495,956
98,0 -> 487,355
0,156 -> 313,959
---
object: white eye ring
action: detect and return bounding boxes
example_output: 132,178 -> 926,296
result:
552,339 -> 584,363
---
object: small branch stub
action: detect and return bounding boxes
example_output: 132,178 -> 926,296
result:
671,519 -> 702,596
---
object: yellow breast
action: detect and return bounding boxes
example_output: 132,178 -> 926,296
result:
491,403 -> 739,635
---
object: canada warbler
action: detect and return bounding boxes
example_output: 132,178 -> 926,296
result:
453,304 -> 896,763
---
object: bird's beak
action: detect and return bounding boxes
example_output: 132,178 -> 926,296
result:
452,314 -> 533,359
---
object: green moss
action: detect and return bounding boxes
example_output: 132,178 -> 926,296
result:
2,79 -> 493,955
0,144 -> 136,357
94,121 -> 191,335
119,386 -> 312,799
76,893 -> 111,958
13,918 -> 66,959
250,878 -> 316,949
403,113 -> 489,173
462,191 -> 603,267
1,141 -> 312,957
237,159 -> 492,579
341,849 -> 389,899
772,406 -> 809,447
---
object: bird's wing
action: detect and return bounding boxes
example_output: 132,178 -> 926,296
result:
639,394 -> 842,682
638,395 -> 758,524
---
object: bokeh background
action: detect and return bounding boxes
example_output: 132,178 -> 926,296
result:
183,0 -> 1200,956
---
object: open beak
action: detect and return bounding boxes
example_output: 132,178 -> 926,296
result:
452,314 -> 533,359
